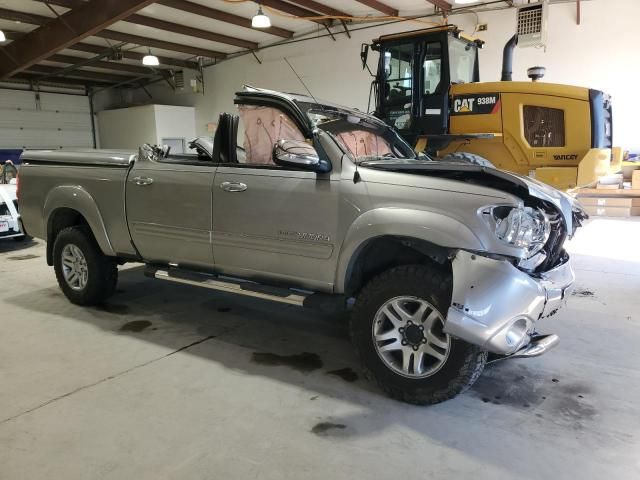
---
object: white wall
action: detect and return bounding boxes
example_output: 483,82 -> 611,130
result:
97,105 -> 157,150
153,105 -> 197,150
140,0 -> 638,151
97,104 -> 196,150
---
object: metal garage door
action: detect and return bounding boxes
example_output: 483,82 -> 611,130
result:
0,89 -> 93,150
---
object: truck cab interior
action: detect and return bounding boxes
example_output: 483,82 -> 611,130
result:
151,104 -> 310,167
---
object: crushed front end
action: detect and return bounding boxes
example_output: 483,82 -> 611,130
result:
444,184 -> 587,358
445,249 -> 574,356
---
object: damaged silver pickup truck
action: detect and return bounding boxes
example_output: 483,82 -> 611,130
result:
18,87 -> 586,404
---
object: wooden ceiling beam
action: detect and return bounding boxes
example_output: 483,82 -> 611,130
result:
48,53 -> 155,75
37,0 -> 258,49
426,0 -> 452,11
354,0 -> 398,17
4,30 -> 199,71
9,72 -> 113,87
157,0 -> 294,39
26,64 -> 135,83
92,30 -> 224,59
286,0 -> 350,18
0,6 -> 224,65
0,0 -> 156,79
68,43 -> 199,70
259,0 -> 332,26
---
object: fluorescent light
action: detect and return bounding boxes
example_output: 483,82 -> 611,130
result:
0,30 -> 5,42
252,5 -> 271,28
454,0 -> 479,4
142,49 -> 159,66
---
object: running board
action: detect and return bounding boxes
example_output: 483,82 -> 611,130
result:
145,266 -> 312,306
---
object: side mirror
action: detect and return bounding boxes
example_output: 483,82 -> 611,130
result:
273,139 -> 323,171
360,44 -> 369,70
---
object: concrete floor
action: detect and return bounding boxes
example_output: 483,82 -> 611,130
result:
0,218 -> 639,480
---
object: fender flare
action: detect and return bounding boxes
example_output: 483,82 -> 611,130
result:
334,208 -> 484,293
44,185 -> 116,257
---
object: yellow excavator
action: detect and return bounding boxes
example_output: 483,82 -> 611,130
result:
360,25 -> 622,190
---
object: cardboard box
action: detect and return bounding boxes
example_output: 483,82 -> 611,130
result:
579,197 -> 640,207
584,206 -> 640,217
596,183 -> 622,190
576,188 -> 640,196
633,170 -> 640,190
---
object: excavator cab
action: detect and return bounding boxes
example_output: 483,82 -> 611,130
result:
363,25 -> 621,190
365,26 -> 482,149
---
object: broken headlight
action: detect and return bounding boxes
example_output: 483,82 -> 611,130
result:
485,206 -> 550,257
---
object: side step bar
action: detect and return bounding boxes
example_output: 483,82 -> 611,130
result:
145,266 -> 312,306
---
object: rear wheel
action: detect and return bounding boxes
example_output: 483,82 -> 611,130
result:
53,226 -> 118,305
441,151 -> 495,168
350,265 -> 487,405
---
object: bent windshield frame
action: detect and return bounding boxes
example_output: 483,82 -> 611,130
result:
295,101 -> 416,162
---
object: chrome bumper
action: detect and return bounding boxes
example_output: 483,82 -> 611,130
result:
510,333 -> 560,358
444,250 -> 575,355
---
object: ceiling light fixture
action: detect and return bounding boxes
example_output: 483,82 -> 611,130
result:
142,48 -> 159,66
252,5 -> 271,29
0,30 -> 6,42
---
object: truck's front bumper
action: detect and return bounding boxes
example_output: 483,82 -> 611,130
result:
444,250 -> 575,355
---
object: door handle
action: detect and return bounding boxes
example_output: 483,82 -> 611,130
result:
220,181 -> 247,192
133,176 -> 154,186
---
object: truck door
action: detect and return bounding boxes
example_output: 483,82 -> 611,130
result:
125,149 -> 216,269
210,104 -> 339,293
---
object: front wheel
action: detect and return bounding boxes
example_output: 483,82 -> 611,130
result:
350,265 -> 487,405
53,226 -> 118,305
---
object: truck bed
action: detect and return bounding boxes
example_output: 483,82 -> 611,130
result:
19,149 -> 137,258
21,149 -> 135,167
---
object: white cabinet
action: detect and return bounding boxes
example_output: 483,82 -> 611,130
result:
97,104 -> 196,151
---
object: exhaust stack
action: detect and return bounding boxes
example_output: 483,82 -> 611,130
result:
501,34 -> 519,81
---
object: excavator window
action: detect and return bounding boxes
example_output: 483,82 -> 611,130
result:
383,43 -> 413,103
422,42 -> 442,95
374,30 -> 480,145
448,37 -> 477,84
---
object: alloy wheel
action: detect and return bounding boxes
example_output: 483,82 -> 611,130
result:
61,244 -> 89,291
372,296 -> 451,378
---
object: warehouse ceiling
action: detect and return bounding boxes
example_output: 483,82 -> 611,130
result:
0,0 -> 518,91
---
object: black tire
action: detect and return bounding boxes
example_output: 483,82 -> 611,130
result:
350,265 -> 487,405
53,226 -> 118,305
441,151 -> 495,168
